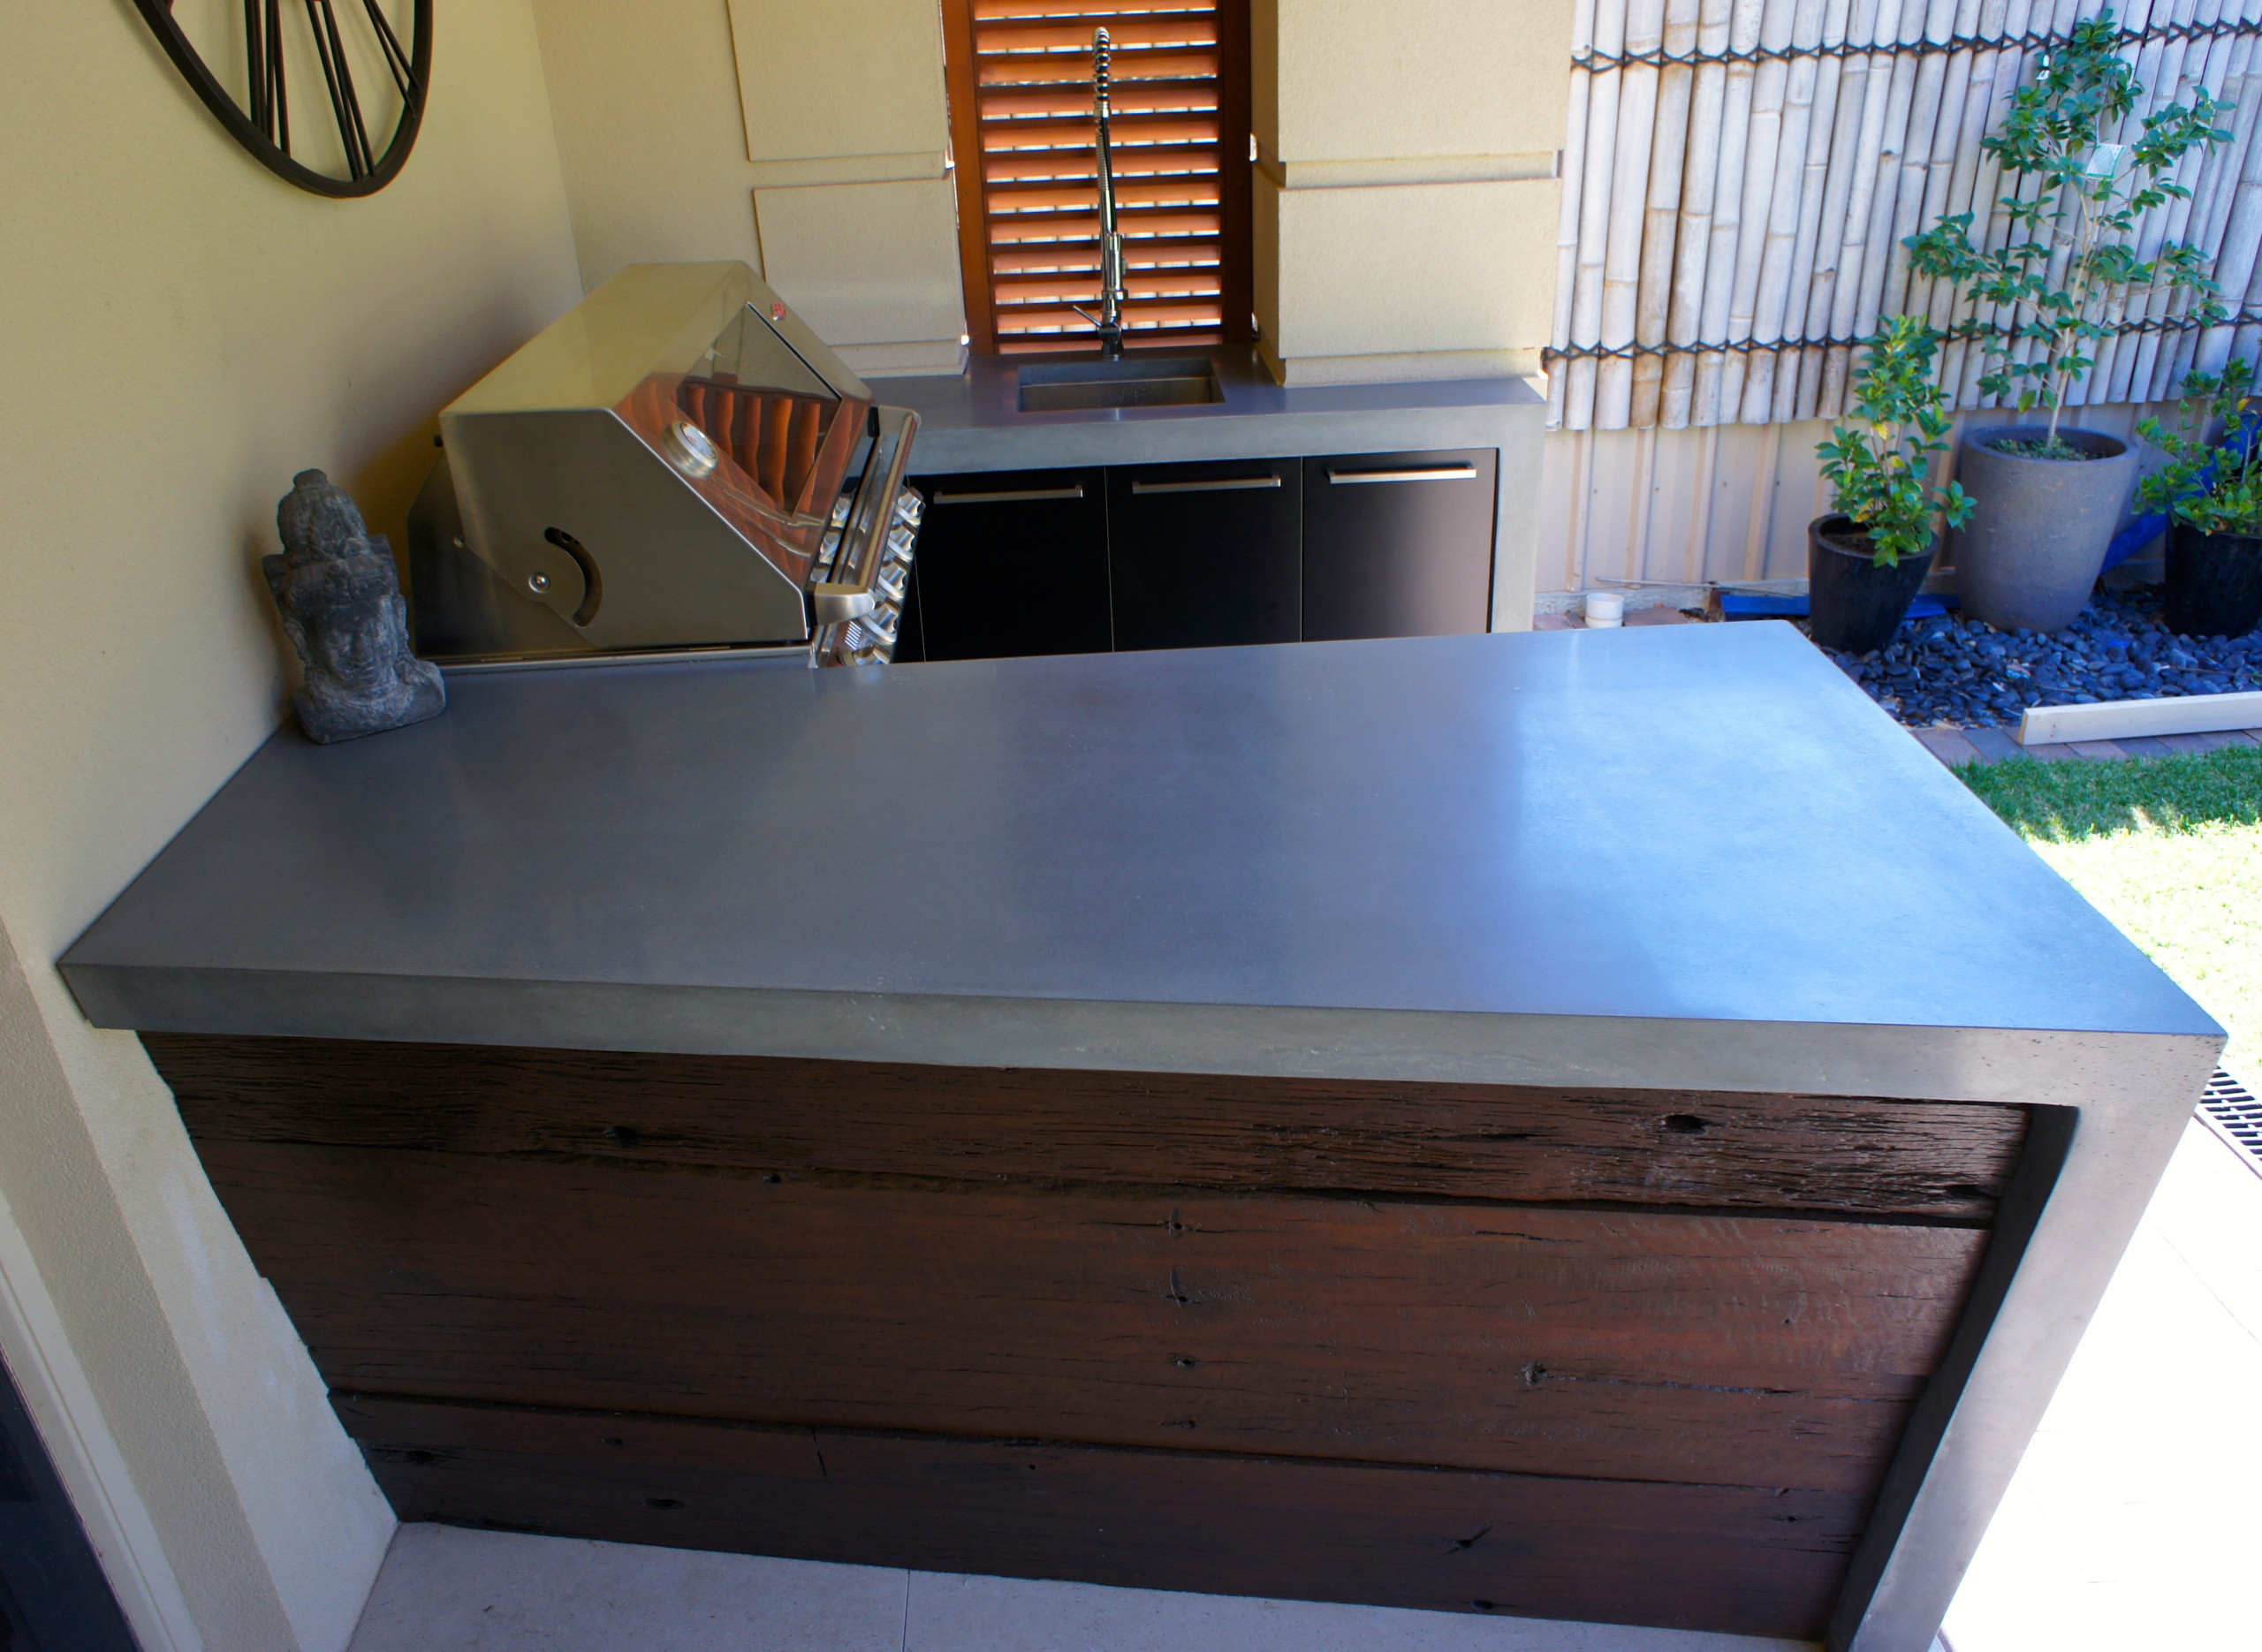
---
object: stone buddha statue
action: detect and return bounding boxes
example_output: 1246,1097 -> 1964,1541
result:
263,469 -> 446,744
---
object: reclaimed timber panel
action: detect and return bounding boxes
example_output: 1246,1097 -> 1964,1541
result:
334,1391 -> 1863,1641
201,1140 -> 1986,1491
146,1034 -> 2028,1220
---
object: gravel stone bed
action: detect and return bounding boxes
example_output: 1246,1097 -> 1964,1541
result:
1818,584 -> 2262,729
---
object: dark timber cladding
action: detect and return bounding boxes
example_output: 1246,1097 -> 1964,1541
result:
148,1034 -> 2032,1640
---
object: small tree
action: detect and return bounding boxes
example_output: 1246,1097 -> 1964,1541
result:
1817,315 -> 1976,565
1904,12 -> 2231,451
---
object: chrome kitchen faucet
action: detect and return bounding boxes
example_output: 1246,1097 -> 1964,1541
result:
1086,27 -> 1127,359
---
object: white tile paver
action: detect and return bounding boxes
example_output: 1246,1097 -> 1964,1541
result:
1941,1122 -> 2262,1652
903,1571 -> 1808,1652
345,1525 -> 906,1652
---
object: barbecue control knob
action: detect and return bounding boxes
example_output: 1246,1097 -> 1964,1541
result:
662,420 -> 719,480
877,565 -> 908,602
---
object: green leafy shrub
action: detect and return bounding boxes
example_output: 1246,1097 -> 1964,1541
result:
1817,315 -> 1976,565
2136,358 -> 2262,535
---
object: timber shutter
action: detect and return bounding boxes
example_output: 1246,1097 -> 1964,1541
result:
942,0 -> 1250,353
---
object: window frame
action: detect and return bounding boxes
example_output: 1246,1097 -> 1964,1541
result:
940,0 -> 1252,356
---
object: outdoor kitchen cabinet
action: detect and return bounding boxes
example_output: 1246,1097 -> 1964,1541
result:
59,624 -> 2223,1652
907,466 -> 1110,661
908,447 -> 1486,659
1107,457 -> 1301,651
1301,448 -> 1497,641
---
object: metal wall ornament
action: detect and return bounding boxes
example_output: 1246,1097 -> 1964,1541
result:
130,0 -> 430,197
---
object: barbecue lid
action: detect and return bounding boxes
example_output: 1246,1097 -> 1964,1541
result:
446,261 -> 869,418
434,263 -> 882,656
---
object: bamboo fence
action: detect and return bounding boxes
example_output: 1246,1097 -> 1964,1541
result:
1547,0 -> 2262,428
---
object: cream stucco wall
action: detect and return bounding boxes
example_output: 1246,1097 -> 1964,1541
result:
1252,0 -> 1574,385
529,0 -> 967,375
0,4 -> 584,1648
525,0 -> 770,292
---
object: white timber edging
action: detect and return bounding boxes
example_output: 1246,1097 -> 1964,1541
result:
2019,689 -> 2262,744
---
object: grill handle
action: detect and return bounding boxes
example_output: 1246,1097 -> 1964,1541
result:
812,405 -> 918,624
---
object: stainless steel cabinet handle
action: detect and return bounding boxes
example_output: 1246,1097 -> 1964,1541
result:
1325,464 -> 1477,485
1130,475 -> 1283,495
933,484 -> 1086,504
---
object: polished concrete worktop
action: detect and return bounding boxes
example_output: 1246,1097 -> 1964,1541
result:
65,621 -> 2228,1652
869,347 -> 1544,474
63,623 -> 2213,1075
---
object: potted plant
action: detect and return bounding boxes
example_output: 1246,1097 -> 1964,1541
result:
1811,316 -> 1976,655
2135,358 -> 2262,638
1904,11 -> 2230,633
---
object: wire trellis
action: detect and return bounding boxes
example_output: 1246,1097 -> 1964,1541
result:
1544,307 -> 2262,362
1550,0 -> 2262,434
1572,14 -> 2262,72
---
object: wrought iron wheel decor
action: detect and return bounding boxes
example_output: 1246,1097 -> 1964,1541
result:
130,1 -> 431,197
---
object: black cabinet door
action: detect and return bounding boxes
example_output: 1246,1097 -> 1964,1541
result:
1301,449 -> 1498,640
1107,458 -> 1302,651
907,467 -> 1110,661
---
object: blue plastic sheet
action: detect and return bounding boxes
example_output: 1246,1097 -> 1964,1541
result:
1720,591 -> 1960,620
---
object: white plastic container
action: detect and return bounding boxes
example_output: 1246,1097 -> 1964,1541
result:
1583,591 -> 1626,628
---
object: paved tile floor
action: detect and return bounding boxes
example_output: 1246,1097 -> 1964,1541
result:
345,1525 -> 1812,1652
1940,1117 -> 2262,1652
1912,723 -> 2262,766
341,1124 -> 2260,1652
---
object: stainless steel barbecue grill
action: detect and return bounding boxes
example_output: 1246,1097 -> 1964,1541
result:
407,261 -> 922,669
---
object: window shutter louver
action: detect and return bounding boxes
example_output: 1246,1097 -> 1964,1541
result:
943,0 -> 1250,355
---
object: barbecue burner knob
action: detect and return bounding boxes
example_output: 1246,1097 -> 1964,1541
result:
662,419 -> 719,479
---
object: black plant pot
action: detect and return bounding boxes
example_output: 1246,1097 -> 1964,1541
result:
2165,520 -> 2262,638
1809,516 -> 1936,655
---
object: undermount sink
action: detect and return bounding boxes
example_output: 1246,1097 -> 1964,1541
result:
1015,357 -> 1224,413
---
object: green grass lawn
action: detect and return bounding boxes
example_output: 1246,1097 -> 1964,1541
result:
1958,746 -> 2262,1076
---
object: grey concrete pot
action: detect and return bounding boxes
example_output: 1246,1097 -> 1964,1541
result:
1949,425 -> 2137,632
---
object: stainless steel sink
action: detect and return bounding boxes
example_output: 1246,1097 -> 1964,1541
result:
1015,357 -> 1224,413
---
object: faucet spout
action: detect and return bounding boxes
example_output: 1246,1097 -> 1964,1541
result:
1092,26 -> 1126,360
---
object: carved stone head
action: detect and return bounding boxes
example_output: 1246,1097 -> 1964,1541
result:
263,469 -> 446,744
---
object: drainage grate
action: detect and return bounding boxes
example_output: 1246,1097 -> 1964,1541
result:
2196,1069 -> 2262,1178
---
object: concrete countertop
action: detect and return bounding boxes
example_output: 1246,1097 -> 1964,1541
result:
65,620 -> 2220,1652
60,623 -> 2214,1087
868,347 -> 1545,474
